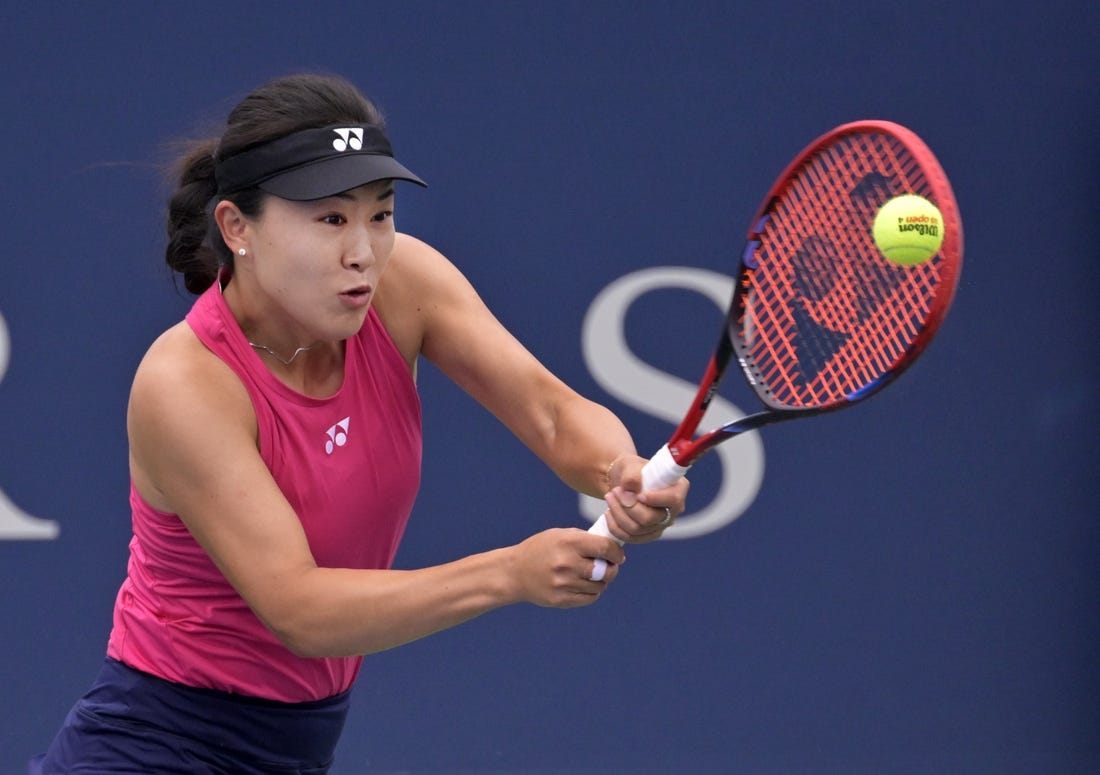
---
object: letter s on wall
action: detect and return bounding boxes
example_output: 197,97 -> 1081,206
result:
0,309 -> 61,540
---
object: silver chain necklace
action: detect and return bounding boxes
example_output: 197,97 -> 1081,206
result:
248,341 -> 319,366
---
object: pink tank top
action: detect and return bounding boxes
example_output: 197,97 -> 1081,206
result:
107,282 -> 422,702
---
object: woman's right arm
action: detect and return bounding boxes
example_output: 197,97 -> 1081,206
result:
126,323 -> 624,658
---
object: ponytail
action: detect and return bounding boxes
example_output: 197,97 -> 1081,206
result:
165,141 -> 222,294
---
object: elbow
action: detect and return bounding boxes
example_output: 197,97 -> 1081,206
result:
265,614 -> 347,658
275,626 -> 328,659
245,568 -> 393,658
246,568 -> 354,658
256,603 -> 343,658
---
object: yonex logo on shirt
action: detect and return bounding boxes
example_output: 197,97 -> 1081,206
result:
325,417 -> 350,455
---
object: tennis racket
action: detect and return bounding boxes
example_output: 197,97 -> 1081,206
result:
589,120 -> 962,549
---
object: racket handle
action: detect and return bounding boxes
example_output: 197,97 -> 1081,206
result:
587,445 -> 691,574
639,444 -> 692,490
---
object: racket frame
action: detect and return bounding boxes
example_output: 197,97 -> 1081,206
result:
664,120 -> 962,472
589,119 -> 962,547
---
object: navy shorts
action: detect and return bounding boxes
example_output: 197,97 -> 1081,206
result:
30,658 -> 351,774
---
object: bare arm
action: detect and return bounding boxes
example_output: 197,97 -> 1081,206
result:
376,234 -> 637,497
375,234 -> 689,539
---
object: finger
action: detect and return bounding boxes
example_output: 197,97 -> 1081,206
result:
577,528 -> 626,559
609,456 -> 646,493
637,481 -> 690,518
603,493 -> 645,539
613,484 -> 639,509
619,489 -> 676,530
582,555 -> 619,587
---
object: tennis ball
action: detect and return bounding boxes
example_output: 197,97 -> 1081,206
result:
872,194 -> 945,266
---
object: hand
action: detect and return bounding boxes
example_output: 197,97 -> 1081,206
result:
508,528 -> 625,608
602,455 -> 690,543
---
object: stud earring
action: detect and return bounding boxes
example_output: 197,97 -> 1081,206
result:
238,248 -> 247,256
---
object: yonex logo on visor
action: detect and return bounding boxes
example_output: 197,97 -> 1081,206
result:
214,123 -> 426,201
332,128 -> 363,151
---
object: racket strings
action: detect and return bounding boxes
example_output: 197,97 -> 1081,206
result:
740,132 -> 947,408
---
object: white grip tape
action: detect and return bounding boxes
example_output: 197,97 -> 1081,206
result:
588,512 -> 616,581
589,512 -> 618,541
640,444 -> 692,490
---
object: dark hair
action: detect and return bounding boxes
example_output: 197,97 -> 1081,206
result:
165,74 -> 385,294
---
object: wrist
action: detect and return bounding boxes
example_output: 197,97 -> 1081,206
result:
603,458 -> 618,492
489,545 -> 526,606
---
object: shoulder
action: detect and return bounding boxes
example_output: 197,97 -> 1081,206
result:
380,232 -> 464,293
128,320 -> 257,508
130,320 -> 255,459
373,232 -> 481,366
130,320 -> 251,418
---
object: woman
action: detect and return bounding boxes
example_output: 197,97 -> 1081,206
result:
32,73 -> 688,773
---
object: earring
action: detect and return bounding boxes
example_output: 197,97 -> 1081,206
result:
238,248 -> 247,256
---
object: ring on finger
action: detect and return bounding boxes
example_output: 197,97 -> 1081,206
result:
657,507 -> 673,527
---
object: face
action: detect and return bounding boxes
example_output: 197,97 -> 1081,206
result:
224,180 -> 397,346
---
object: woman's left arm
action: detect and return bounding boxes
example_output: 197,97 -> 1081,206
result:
375,234 -> 688,540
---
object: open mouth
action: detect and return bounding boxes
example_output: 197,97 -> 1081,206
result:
340,286 -> 373,307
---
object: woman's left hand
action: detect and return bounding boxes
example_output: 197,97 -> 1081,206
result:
601,455 -> 690,543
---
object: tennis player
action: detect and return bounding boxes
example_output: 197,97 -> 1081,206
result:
30,73 -> 688,773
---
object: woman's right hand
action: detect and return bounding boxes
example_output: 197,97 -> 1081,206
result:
507,528 -> 626,608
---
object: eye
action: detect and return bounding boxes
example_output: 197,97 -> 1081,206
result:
320,213 -> 347,226
372,210 -> 395,223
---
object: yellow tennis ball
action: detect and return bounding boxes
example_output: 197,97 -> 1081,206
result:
872,194 -> 945,266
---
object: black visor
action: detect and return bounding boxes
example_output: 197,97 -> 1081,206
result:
214,124 -> 426,201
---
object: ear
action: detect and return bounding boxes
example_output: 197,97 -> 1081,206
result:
213,199 -> 251,255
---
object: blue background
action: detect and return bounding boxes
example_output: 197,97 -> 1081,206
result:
1,1 -> 1097,772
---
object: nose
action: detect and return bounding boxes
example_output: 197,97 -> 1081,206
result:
343,225 -> 376,271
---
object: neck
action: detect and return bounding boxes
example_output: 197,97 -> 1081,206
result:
220,273 -> 323,367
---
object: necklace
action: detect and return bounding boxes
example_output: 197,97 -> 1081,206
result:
248,340 -> 319,366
